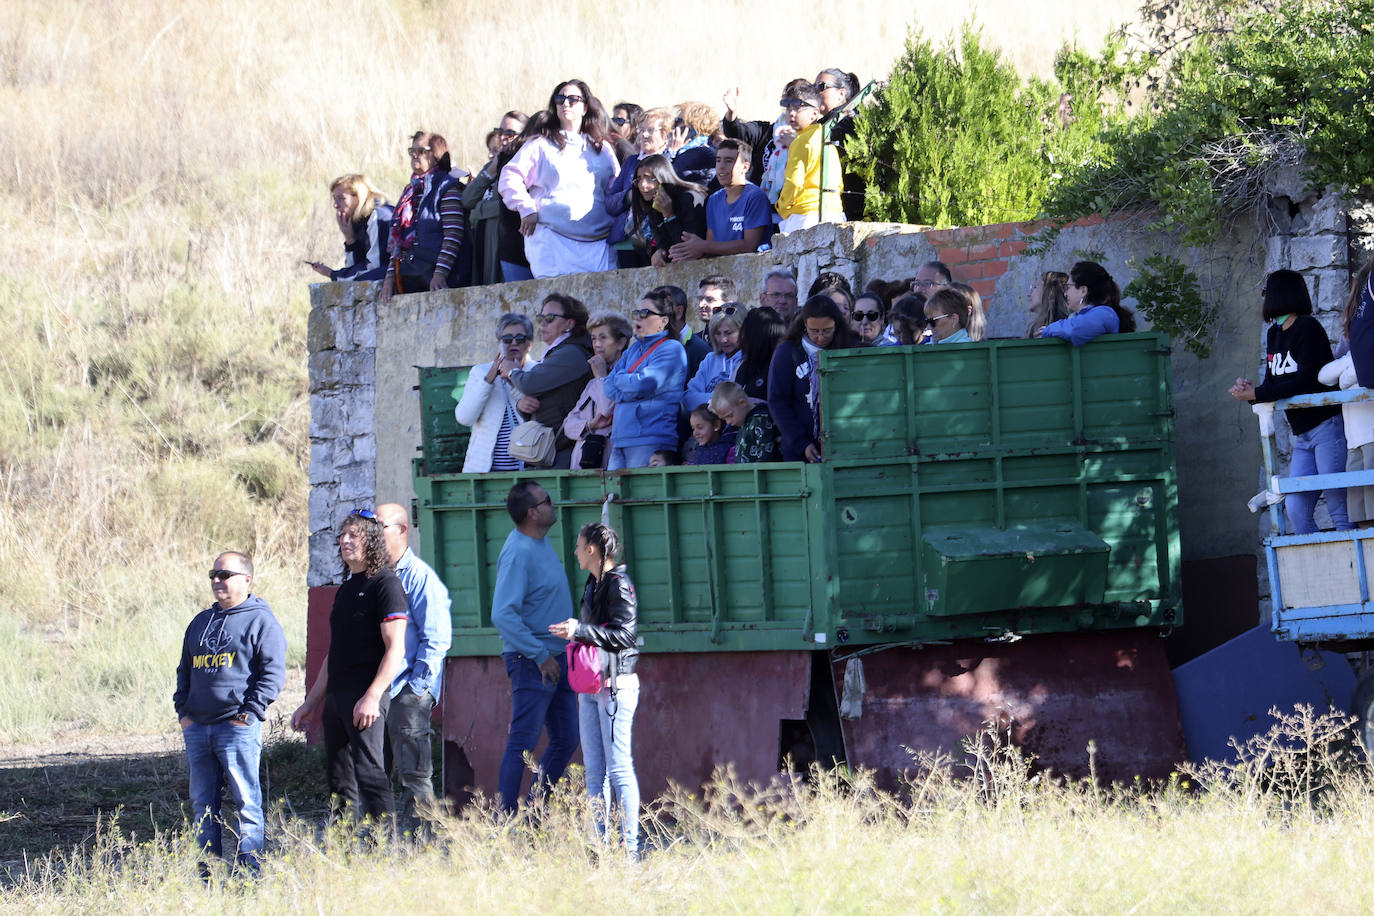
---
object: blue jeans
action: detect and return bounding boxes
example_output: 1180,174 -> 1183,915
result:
500,261 -> 533,283
579,674 -> 640,854
499,652 -> 579,814
1288,414 -> 1351,535
182,719 -> 264,868
608,444 -> 660,470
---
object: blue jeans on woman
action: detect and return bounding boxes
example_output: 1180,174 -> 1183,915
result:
1288,414 -> 1351,534
578,674 -> 640,856
607,444 -> 660,470
182,718 -> 265,870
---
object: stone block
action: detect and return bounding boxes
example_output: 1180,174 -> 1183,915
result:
342,434 -> 377,467
307,307 -> 336,353
353,305 -> 378,349
309,349 -> 340,387
308,440 -> 335,486
330,305 -> 355,352
1266,163 -> 1312,202
307,485 -> 336,534
310,391 -> 342,439
343,391 -> 375,438
1291,192 -> 1348,236
1265,235 -> 1288,272
308,530 -> 344,588
338,349 -> 377,388
1287,234 -> 1342,271
337,461 -> 374,502
1313,270 -> 1351,315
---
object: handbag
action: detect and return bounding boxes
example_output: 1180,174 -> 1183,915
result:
501,382 -> 557,466
509,419 -> 557,466
579,433 -> 608,469
566,642 -> 608,694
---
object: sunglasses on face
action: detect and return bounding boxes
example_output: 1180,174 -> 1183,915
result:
780,99 -> 817,109
815,81 -> 843,92
537,313 -> 566,324
500,334 -> 530,345
494,128 -> 518,137
854,310 -> 883,322
611,116 -> 628,126
631,308 -> 667,319
923,314 -> 955,327
407,146 -> 429,156
554,94 -> 584,106
209,569 -> 245,582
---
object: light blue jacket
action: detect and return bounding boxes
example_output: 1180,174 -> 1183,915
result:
935,328 -> 972,344
1041,304 -> 1120,346
683,350 -> 744,410
390,548 -> 453,699
491,530 -> 574,663
602,330 -> 688,450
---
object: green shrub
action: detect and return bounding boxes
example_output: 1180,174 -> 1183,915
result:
1124,255 -> 1214,358
1045,0 -> 1374,243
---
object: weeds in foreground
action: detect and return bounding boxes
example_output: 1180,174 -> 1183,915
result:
7,707 -> 1374,912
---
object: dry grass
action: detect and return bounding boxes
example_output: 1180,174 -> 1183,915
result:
4,707 -> 1374,912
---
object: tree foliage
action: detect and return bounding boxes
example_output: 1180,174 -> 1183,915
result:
848,25 -> 1132,228
1045,0 -> 1374,243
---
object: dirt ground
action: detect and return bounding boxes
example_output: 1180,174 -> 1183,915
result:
0,671 -> 319,882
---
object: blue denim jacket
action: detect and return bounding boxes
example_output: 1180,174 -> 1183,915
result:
390,549 -> 453,698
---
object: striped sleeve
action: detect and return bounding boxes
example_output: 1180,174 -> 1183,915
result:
433,183 -> 466,277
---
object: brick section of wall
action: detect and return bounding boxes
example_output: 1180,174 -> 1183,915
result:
925,214 -> 1106,311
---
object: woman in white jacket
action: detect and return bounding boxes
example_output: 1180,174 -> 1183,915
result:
454,314 -> 535,472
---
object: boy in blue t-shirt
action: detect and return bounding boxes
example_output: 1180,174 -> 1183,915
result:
669,139 -> 772,261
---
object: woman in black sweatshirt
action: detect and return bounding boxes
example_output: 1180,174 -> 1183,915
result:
1229,269 -> 1349,534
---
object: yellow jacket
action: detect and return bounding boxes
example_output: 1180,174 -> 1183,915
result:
776,123 -> 842,219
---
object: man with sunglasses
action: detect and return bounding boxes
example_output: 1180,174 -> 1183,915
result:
492,480 -> 579,814
174,552 -> 286,875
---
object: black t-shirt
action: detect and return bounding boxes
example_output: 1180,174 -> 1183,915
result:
1252,314 -> 1340,436
327,567 -> 409,695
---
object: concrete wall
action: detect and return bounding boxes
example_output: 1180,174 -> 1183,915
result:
308,212 -> 1275,591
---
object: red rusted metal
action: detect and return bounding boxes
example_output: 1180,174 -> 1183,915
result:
302,586 -> 337,744
832,630 -> 1184,786
442,650 -> 811,804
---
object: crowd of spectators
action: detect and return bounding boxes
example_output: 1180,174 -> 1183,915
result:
447,258 -> 1135,470
311,72 -> 866,288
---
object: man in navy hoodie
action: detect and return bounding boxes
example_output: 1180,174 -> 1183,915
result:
174,551 -> 287,875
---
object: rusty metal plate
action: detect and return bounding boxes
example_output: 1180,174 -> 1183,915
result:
442,651 -> 811,805
831,630 -> 1184,786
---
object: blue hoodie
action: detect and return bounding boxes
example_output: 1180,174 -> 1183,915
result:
173,595 -> 287,724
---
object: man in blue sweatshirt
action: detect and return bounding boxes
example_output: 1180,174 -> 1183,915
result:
174,551 -> 287,874
492,480 -> 578,814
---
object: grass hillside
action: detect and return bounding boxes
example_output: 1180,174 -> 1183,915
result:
0,0 -> 1140,743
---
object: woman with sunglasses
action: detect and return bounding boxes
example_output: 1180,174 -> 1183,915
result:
504,293 -> 594,468
462,111 -> 529,286
454,314 -> 536,472
853,291 -> 893,345
499,80 -> 619,279
378,130 -> 467,305
814,68 -> 865,220
602,290 -> 689,469
768,295 -> 861,462
683,307 -> 745,410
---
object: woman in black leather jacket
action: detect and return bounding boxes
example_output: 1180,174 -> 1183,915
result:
548,522 -> 641,859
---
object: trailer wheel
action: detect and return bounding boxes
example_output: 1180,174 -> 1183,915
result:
1351,669 -> 1374,762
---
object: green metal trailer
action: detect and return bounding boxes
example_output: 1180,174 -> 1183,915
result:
416,333 -> 1184,797
414,333 -> 1180,653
